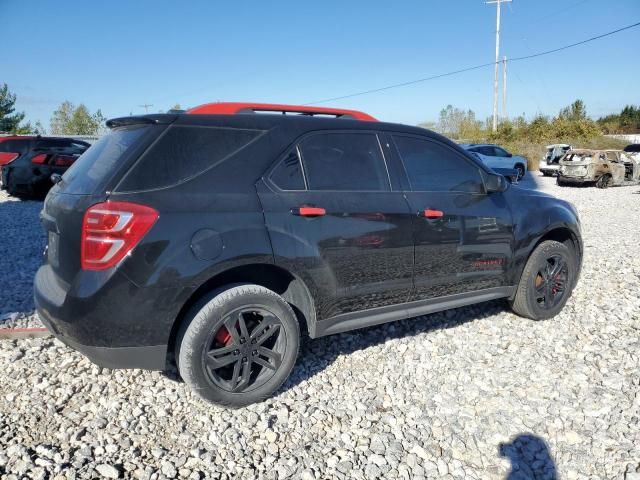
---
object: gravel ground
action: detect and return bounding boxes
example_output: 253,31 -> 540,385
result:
1,176 -> 639,479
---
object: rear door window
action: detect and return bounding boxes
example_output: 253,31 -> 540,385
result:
270,149 -> 306,190
297,132 -> 390,191
393,135 -> 484,193
61,126 -> 151,194
117,125 -> 263,191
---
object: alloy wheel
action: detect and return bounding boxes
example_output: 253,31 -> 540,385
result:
202,307 -> 285,393
533,255 -> 569,310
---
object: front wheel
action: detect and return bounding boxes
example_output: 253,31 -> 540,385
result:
515,164 -> 526,181
510,240 -> 577,320
177,284 -> 300,407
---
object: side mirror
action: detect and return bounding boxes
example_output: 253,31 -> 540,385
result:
507,152 -> 513,158
484,172 -> 508,193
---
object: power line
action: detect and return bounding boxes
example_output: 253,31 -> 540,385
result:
305,21 -> 640,105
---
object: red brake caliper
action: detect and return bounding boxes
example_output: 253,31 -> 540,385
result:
215,326 -> 232,345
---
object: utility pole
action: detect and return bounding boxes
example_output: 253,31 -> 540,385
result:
502,56 -> 507,121
138,104 -> 153,113
486,0 -> 511,132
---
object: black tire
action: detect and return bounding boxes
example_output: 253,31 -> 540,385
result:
596,174 -> 611,189
510,240 -> 577,320
515,164 -> 526,180
177,284 -> 300,407
541,171 -> 551,177
556,177 -> 566,187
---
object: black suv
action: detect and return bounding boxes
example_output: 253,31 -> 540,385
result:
35,103 -> 582,406
0,135 -> 91,197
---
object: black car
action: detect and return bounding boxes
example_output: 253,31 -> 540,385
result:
35,102 -> 583,406
0,135 -> 90,197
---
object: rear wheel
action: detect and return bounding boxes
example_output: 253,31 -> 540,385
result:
510,240 -> 576,320
596,174 -> 611,189
177,284 -> 300,407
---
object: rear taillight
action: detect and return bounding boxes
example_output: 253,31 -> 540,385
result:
31,153 -> 48,164
0,152 -> 19,166
81,201 -> 159,271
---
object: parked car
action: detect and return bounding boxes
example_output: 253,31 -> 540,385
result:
539,144 -> 572,176
459,144 -> 528,180
557,149 -> 640,188
0,136 -> 90,197
467,151 -> 520,183
35,102 -> 583,406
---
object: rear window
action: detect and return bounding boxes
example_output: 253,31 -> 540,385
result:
117,125 -> 263,191
61,126 -> 149,194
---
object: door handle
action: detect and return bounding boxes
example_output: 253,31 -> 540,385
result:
292,206 -> 326,217
420,209 -> 444,219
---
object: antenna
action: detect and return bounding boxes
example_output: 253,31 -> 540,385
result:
486,0 -> 512,132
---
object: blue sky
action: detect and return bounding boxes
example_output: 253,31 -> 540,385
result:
3,0 -> 639,128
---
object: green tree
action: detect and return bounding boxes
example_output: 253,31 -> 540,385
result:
50,101 -> 105,135
0,83 -> 28,133
558,99 -> 587,122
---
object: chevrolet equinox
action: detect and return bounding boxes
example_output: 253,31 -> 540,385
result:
35,102 -> 583,406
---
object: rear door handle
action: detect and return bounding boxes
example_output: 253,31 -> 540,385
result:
292,206 -> 326,217
420,209 -> 444,219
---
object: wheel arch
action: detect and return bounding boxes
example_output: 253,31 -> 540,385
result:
166,263 -> 316,366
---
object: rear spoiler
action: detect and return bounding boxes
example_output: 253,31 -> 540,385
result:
106,114 -> 178,129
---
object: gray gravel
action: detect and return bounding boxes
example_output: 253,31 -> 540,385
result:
1,176 -> 639,479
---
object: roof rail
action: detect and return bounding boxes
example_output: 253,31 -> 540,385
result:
186,102 -> 377,122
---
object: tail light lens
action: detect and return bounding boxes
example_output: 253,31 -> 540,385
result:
81,201 -> 159,271
31,153 -> 48,164
0,152 -> 19,166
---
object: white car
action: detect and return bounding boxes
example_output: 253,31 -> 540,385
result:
540,144 -> 572,176
460,144 -> 528,180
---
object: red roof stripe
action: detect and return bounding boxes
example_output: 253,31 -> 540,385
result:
186,102 -> 377,122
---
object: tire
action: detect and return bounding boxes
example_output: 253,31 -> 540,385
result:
541,171 -> 551,177
177,284 -> 300,407
556,177 -> 566,187
596,174 -> 611,189
515,164 -> 526,180
510,240 -> 577,320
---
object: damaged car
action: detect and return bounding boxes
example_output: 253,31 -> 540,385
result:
540,144 -> 572,176
557,149 -> 640,188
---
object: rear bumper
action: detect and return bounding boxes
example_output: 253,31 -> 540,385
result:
37,308 -> 165,369
34,264 -> 170,370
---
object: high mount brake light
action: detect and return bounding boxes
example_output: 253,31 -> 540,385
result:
0,152 -> 19,166
81,201 -> 159,271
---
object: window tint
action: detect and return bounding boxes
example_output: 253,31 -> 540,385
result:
62,126 -> 150,194
393,136 -> 484,193
479,146 -> 494,156
270,149 -> 305,190
298,132 -> 389,191
119,126 -> 262,191
493,147 -> 509,157
0,140 -> 29,153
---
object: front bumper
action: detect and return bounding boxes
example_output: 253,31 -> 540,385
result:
34,264 -> 169,370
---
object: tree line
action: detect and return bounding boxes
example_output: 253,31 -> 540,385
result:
419,100 -> 638,144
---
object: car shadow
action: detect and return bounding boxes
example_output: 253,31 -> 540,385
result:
499,433 -> 557,479
0,196 -> 45,317
280,299 -> 508,393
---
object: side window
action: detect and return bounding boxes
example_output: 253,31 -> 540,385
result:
118,126 -> 263,191
270,149 -> 305,190
480,146 -> 495,156
298,132 -> 389,191
393,135 -> 484,193
493,147 -> 509,157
